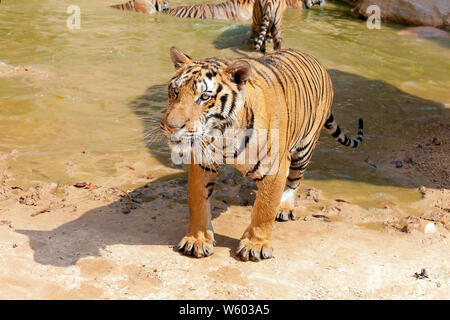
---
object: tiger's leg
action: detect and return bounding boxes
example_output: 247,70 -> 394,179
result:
176,163 -> 217,258
251,20 -> 258,42
237,158 -> 288,261
271,14 -> 283,50
276,144 -> 314,221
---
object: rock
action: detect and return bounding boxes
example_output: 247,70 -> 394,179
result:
401,216 -> 437,233
351,0 -> 450,28
421,211 -> 450,230
390,160 -> 403,168
418,186 -> 426,197
398,26 -> 450,37
413,268 -> 428,279
312,214 -> 331,222
73,182 -> 87,188
304,187 -> 321,202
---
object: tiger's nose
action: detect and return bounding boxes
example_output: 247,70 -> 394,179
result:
164,123 -> 179,133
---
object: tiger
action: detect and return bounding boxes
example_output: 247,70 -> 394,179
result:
252,0 -> 325,52
110,0 -> 169,14
110,0 -> 321,21
110,0 -> 254,20
161,0 -> 255,21
160,47 -> 364,261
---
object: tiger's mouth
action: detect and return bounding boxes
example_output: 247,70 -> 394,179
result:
161,123 -> 222,165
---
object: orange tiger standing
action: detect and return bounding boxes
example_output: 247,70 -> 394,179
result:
160,47 -> 363,261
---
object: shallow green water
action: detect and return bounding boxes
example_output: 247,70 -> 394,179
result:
0,0 -> 449,213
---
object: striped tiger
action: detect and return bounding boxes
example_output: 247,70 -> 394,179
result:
162,0 -> 255,21
252,0 -> 324,52
110,0 -> 169,14
160,47 -> 364,261
110,0 -> 321,21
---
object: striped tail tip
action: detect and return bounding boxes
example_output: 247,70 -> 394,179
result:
325,114 -> 364,149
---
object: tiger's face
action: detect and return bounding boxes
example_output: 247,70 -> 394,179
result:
149,0 -> 169,13
161,47 -> 251,160
303,0 -> 325,9
156,0 -> 169,11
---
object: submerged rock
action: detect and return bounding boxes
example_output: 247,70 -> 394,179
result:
350,0 -> 450,28
398,26 -> 450,38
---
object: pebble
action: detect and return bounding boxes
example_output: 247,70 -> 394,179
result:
390,161 -> 403,168
74,182 -> 87,188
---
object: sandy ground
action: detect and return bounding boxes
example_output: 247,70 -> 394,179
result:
0,119 -> 449,300
0,168 -> 449,299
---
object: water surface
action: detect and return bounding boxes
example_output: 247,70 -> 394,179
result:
1,0 -> 449,215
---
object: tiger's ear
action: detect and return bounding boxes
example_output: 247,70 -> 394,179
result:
226,60 -> 251,86
170,47 -> 191,70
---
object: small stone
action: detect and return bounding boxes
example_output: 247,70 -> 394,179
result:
423,222 -> 436,234
431,137 -> 441,145
74,182 -> 87,188
121,207 -> 131,214
413,268 -> 428,280
312,214 -> 331,222
401,216 -> 437,234
390,161 -> 403,168
418,186 -> 426,196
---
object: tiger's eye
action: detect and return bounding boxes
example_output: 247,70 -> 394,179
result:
200,93 -> 210,101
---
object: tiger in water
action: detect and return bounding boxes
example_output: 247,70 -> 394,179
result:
110,0 -> 323,21
160,47 -> 363,261
252,0 -> 324,52
110,0 -> 169,14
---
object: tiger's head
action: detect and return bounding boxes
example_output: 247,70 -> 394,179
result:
150,0 -> 169,13
161,47 -> 251,161
303,0 -> 325,9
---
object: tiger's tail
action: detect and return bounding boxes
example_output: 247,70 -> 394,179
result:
324,114 -> 364,148
254,5 -> 272,52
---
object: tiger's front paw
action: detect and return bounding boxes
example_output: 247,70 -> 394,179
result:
275,208 -> 296,222
176,230 -> 215,258
236,237 -> 273,262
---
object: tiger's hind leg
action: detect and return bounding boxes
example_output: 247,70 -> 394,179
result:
276,145 -> 313,222
270,12 -> 283,50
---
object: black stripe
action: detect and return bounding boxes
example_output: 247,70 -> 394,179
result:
220,94 -> 228,113
198,164 -> 217,173
331,127 -> 342,138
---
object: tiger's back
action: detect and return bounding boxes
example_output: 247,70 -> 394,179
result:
243,49 -> 333,153
164,0 -> 254,21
